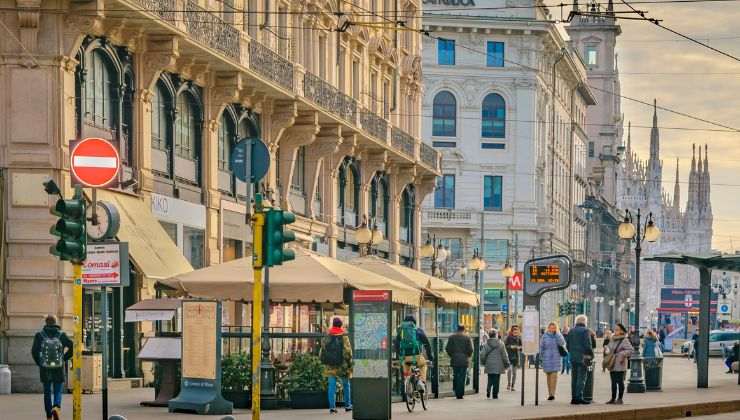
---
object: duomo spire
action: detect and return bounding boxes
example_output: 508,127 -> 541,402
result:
673,158 -> 680,212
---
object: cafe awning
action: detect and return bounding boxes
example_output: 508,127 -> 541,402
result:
157,247 -> 421,306
96,189 -> 193,281
125,298 -> 181,322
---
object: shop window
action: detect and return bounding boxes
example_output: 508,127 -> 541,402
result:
183,226 -> 205,269
160,221 -> 178,246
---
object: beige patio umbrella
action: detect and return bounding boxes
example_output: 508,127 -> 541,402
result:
349,256 -> 479,306
157,247 -> 421,306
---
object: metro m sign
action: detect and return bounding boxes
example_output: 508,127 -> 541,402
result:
70,137 -> 120,188
507,272 -> 523,291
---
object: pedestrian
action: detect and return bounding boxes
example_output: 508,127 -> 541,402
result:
504,325 -> 522,391
566,314 -> 594,405
692,329 -> 700,363
658,327 -> 666,351
445,324 -> 474,399
561,326 -> 571,375
604,323 -> 634,405
602,329 -> 613,373
394,315 -> 433,388
539,322 -> 567,401
31,315 -> 73,420
480,328 -> 510,399
319,317 -> 353,414
642,329 -> 661,358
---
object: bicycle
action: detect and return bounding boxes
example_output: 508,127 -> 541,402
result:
403,362 -> 428,412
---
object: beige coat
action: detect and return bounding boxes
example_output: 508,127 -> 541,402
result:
606,334 -> 634,372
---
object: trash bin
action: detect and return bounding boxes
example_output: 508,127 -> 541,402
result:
583,361 -> 595,403
644,357 -> 663,391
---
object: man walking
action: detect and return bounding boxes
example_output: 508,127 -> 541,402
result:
31,315 -> 73,420
566,315 -> 594,405
320,317 -> 353,414
445,325 -> 473,399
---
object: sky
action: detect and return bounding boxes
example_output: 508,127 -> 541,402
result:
596,1 -> 740,252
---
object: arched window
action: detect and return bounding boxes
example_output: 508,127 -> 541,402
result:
370,174 -> 389,236
482,93 -> 506,138
400,185 -> 415,243
85,49 -> 117,129
432,91 -> 456,137
175,92 -> 200,160
218,112 -> 236,171
338,159 -> 359,226
151,81 -> 171,152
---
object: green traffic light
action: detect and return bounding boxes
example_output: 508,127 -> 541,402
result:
263,208 -> 297,267
48,193 -> 86,263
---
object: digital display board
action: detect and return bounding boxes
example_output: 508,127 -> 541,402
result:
528,265 -> 561,284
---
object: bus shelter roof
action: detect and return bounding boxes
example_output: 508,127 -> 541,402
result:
644,253 -> 740,271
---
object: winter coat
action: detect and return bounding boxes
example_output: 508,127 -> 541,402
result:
31,325 -> 73,384
539,331 -> 566,373
565,324 -> 594,365
505,334 -> 522,367
606,334 -> 634,372
445,332 -> 474,368
480,338 -> 510,374
320,327 -> 353,378
643,336 -> 660,358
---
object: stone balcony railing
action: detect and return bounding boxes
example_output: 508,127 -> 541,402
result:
360,107 -> 388,143
420,142 -> 439,171
303,71 -> 357,123
422,208 -> 477,227
391,127 -> 414,158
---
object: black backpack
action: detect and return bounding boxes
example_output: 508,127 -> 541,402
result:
321,335 -> 344,367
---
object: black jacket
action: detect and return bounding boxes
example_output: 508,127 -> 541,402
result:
504,335 -> 522,366
394,327 -> 434,361
445,332 -> 474,368
565,324 -> 593,365
31,325 -> 73,384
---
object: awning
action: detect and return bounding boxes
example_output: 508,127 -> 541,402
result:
125,298 -> 181,322
348,256 -> 478,306
157,247 -> 421,306
96,190 -> 193,281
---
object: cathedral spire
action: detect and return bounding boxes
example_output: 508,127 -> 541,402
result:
650,99 -> 659,162
574,0 -> 579,11
607,0 -> 614,15
673,158 -> 681,212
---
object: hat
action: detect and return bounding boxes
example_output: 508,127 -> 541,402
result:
404,315 -> 417,324
332,317 -> 343,327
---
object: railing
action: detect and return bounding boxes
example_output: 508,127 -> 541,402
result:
250,39 -> 294,91
391,127 -> 415,158
184,0 -> 240,60
133,0 -> 176,23
423,208 -> 476,226
303,72 -> 357,123
360,107 -> 388,142
421,142 -> 439,171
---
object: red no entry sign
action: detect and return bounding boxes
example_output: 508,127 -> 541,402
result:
70,138 -> 120,187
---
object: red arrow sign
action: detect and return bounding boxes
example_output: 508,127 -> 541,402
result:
70,137 -> 120,187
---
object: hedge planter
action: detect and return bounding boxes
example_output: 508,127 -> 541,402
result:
289,390 -> 328,409
222,390 -> 251,409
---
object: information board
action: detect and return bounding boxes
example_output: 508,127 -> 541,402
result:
82,242 -> 129,287
521,308 -> 540,355
524,256 -> 571,297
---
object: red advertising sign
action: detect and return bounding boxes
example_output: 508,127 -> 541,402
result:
70,137 -> 120,187
352,290 -> 391,302
507,272 -> 523,291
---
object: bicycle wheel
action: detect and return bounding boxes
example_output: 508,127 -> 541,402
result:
404,379 -> 416,412
419,386 -> 427,411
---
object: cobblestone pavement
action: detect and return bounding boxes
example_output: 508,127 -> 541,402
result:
2,356 -> 738,419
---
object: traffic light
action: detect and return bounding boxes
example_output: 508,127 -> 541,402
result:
49,186 -> 86,263
263,208 -> 296,266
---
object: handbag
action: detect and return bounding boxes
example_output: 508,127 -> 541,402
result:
558,344 -> 568,357
602,338 -> 624,370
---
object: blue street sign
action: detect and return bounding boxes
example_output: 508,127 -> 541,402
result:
501,303 -> 508,312
230,137 -> 270,183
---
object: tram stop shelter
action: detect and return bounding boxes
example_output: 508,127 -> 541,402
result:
645,253 -> 740,388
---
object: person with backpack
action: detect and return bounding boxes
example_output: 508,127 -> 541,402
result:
394,315 -> 433,386
320,317 -> 353,414
445,325 -> 474,399
31,315 -> 73,420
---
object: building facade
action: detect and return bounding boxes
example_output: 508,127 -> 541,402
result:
617,103 -> 714,329
0,0 -> 438,391
419,1 -> 595,327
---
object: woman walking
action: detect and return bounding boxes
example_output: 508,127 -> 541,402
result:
604,323 -> 634,405
480,328 -> 510,399
540,322 -> 567,401
505,325 -> 522,391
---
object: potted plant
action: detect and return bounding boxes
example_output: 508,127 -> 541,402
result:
221,352 -> 251,408
284,353 -> 328,409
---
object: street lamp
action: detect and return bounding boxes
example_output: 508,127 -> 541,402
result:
357,215 -> 384,255
420,234 -> 449,278
608,299 -> 615,327
469,249 -> 486,333
502,262 -> 515,330
619,208 -> 660,393
594,296 -> 604,334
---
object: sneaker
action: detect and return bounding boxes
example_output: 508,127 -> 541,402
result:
510,387 -> 516,392
329,408 -> 338,414
345,407 -> 353,412
51,406 -> 61,420
606,399 -> 615,404
548,396 -> 555,401
616,399 -> 624,405
493,395 -> 498,399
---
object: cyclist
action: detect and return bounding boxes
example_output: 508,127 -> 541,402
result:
395,315 -> 433,388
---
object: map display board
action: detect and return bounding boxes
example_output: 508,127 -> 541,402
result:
524,256 -> 572,298
352,290 -> 391,378
521,308 -> 540,355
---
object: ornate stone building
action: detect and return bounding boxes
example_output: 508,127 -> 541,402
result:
0,0 -> 438,390
617,103 -> 714,327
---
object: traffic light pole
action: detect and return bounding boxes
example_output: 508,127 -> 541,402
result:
72,262 -> 83,420
251,195 -> 265,420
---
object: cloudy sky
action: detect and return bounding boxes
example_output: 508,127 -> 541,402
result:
600,1 -> 740,251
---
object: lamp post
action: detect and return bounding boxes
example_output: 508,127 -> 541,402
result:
618,208 -> 660,393
608,299 -> 615,327
502,262 -> 515,330
469,249 -> 487,333
357,215 -> 384,256
594,296 -> 604,335
420,234 -> 449,278
589,283 -> 597,323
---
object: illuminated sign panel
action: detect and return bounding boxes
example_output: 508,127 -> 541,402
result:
528,265 -> 561,284
524,256 -> 571,297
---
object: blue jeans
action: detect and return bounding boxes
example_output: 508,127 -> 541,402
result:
327,376 -> 351,410
561,355 -> 571,374
43,381 -> 63,417
570,363 -> 588,401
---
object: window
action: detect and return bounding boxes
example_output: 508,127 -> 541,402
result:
160,221 -> 178,245
291,146 -> 306,193
433,141 -> 456,148
151,82 -> 171,151
183,226 -> 205,269
481,143 -> 505,150
223,0 -> 235,24
484,239 -> 509,263
383,79 -> 390,119
370,175 -> 389,236
400,186 -> 414,243
588,141 -> 595,157
432,91 -> 456,137
434,174 -> 455,209
481,93 -> 506,138
664,263 -> 675,286
437,39 -> 455,65
483,175 -> 503,211
370,71 -> 378,113
218,113 -> 235,171
486,41 -> 505,67
585,46 -> 598,66
439,238 -> 462,260
319,36 -> 327,79
352,60 -> 360,99
174,93 -> 200,159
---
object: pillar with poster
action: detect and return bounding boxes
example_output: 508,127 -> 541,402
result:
520,256 -> 572,407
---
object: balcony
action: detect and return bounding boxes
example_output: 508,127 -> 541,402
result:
420,142 -> 439,171
303,72 -> 357,123
360,108 -> 388,143
422,208 -> 477,228
391,127 -> 414,158
183,0 -> 240,60
249,39 -> 294,91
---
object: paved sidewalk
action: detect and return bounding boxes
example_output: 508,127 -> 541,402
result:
2,357 -> 738,419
